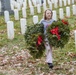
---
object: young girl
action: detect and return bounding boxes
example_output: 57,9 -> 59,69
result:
40,9 -> 55,69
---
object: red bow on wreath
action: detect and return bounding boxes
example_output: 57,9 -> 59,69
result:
36,35 -> 43,46
50,27 -> 60,40
61,19 -> 68,25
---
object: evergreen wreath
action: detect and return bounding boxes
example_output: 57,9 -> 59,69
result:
24,24 -> 45,59
47,19 -> 70,48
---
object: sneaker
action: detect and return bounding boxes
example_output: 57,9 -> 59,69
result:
47,63 -> 54,69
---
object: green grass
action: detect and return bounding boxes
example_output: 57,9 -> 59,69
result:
0,2 -> 76,75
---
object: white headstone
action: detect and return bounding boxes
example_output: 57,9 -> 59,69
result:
20,18 -> 27,35
18,0 -> 23,7
4,11 -> 10,23
44,0 -> 46,5
47,0 -> 50,4
72,0 -> 74,4
38,0 -> 42,6
37,4 -> 41,13
49,2 -> 52,10
14,1 -> 17,8
52,10 -> 57,21
68,0 -> 71,5
43,3 -> 47,11
33,15 -> 38,24
59,0 -> 62,7
59,8 -> 64,19
11,0 -> 16,6
7,21 -> 14,40
54,2 -> 58,8
30,6 -> 34,15
23,2 -> 26,9
22,7 -> 26,18
32,0 -> 36,7
36,0 -> 39,4
17,3 -> 21,11
11,4 -> 14,10
51,0 -> 54,3
66,7 -> 70,17
14,9 -> 19,20
72,5 -> 76,15
24,0 -> 27,7
28,0 -> 32,7
24,0 -> 28,6
63,0 -> 67,6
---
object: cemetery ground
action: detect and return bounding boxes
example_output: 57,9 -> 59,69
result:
0,4 -> 76,75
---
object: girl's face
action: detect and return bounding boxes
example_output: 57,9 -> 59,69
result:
45,10 -> 52,20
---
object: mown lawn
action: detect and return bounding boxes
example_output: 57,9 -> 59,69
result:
0,1 -> 76,75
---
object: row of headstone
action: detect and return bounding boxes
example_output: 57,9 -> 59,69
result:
3,4 -> 27,40
10,0 -> 27,11
7,18 -> 27,40
31,0 -> 75,7
28,0 -> 76,15
4,4 -> 76,24
5,0 -> 41,39
6,0 -> 76,20
33,4 -> 76,25
45,0 -> 75,5
48,0 -> 75,9
9,0 -> 75,12
0,0 -> 75,15
4,0 -> 76,22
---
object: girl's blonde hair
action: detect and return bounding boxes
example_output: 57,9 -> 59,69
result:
44,9 -> 53,20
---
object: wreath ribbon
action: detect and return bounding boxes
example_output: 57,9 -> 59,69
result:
62,19 -> 68,25
36,35 -> 43,46
50,27 -> 60,40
